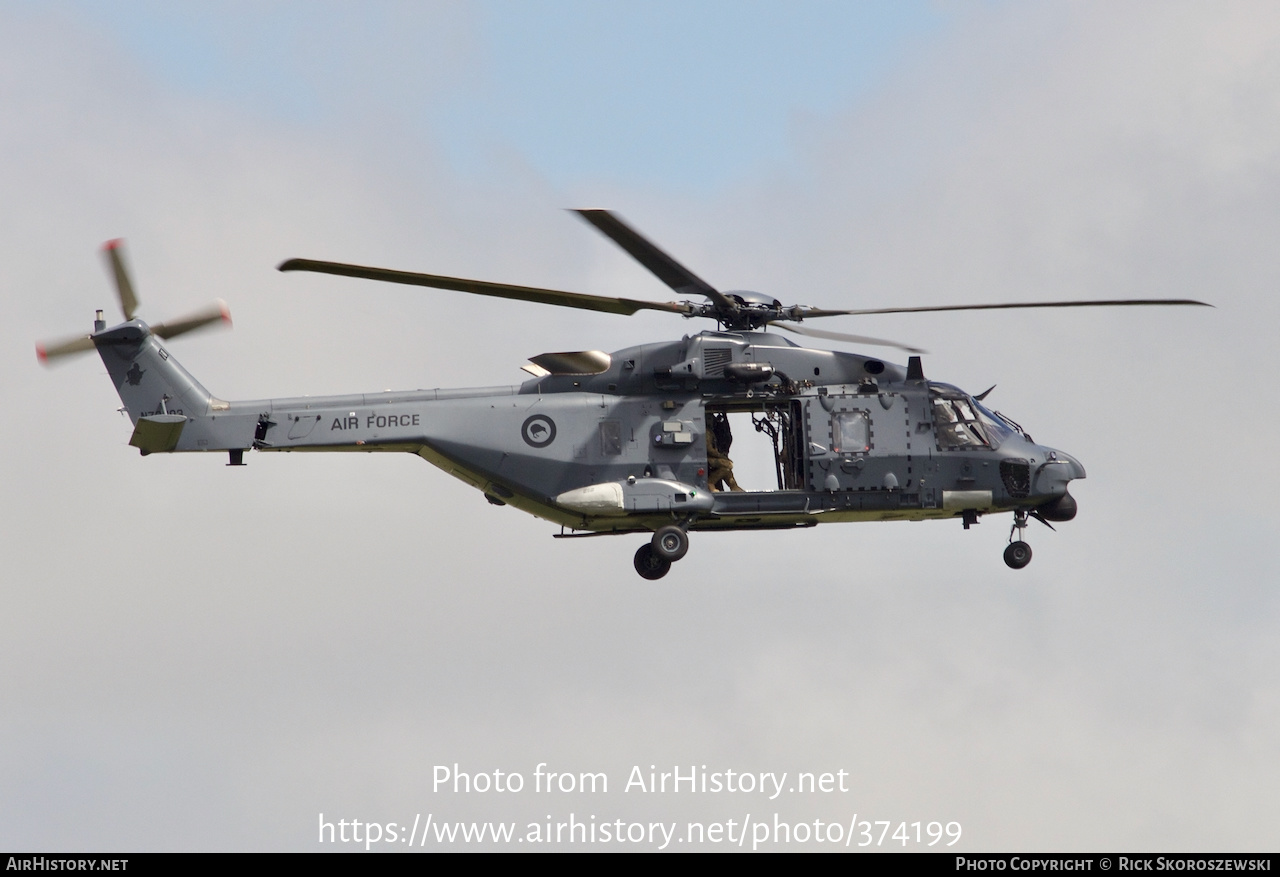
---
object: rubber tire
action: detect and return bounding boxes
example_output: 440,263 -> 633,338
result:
651,525 -> 690,562
1004,541 -> 1033,570
634,543 -> 672,580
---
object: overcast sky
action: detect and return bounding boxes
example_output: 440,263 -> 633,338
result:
3,0 -> 1278,852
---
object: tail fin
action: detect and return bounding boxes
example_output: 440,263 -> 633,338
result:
94,320 -> 221,453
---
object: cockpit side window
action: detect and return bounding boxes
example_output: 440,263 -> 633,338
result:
933,397 -> 988,449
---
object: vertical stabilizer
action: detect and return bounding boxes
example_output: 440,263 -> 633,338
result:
94,320 -> 214,423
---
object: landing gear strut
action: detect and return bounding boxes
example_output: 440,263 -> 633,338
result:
1004,509 -> 1032,570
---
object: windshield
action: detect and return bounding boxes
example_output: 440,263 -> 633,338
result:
973,400 -> 1017,448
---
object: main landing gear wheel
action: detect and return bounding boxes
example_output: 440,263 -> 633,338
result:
634,543 -> 672,580
1003,541 -> 1033,569
651,524 -> 689,562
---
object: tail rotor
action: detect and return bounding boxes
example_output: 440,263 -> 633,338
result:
37,240 -> 231,364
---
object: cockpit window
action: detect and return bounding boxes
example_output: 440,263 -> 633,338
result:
933,397 -> 989,449
930,383 -> 1025,450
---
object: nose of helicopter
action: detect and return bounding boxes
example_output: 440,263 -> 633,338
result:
1032,448 -> 1085,522
1050,449 -> 1086,481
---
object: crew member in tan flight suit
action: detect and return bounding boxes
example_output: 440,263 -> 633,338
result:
706,412 -> 743,492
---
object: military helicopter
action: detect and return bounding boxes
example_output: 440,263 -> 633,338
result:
38,211 -> 1208,579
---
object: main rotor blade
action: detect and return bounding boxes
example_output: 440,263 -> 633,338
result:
103,239 -> 139,320
278,258 -> 692,318
151,300 -> 232,340
572,209 -> 739,314
802,298 -> 1213,318
768,322 -> 927,354
36,333 -> 95,364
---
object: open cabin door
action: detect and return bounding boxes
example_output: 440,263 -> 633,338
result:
702,399 -> 804,492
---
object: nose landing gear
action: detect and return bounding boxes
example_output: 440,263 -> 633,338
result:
1004,509 -> 1033,570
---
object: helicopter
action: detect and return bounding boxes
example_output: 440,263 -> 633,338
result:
38,210 -> 1209,579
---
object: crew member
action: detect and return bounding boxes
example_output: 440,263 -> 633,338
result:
706,412 -> 743,492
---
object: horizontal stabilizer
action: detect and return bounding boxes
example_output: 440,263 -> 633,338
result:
129,414 -> 187,455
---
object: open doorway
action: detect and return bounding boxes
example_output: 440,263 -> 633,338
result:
705,401 -> 803,492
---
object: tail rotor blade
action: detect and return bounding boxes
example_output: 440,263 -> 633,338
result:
151,300 -> 232,340
36,334 -> 96,364
103,239 -> 139,320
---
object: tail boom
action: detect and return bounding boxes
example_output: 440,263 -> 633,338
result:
94,319 -> 519,458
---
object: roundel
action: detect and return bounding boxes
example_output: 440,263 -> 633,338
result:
521,414 -> 557,448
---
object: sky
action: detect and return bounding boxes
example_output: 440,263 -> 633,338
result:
3,0 -> 1279,852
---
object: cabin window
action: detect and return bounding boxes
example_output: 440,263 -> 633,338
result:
599,420 -> 622,456
831,410 -> 869,454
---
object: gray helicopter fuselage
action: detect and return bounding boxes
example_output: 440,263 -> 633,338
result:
99,322 -> 1084,536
